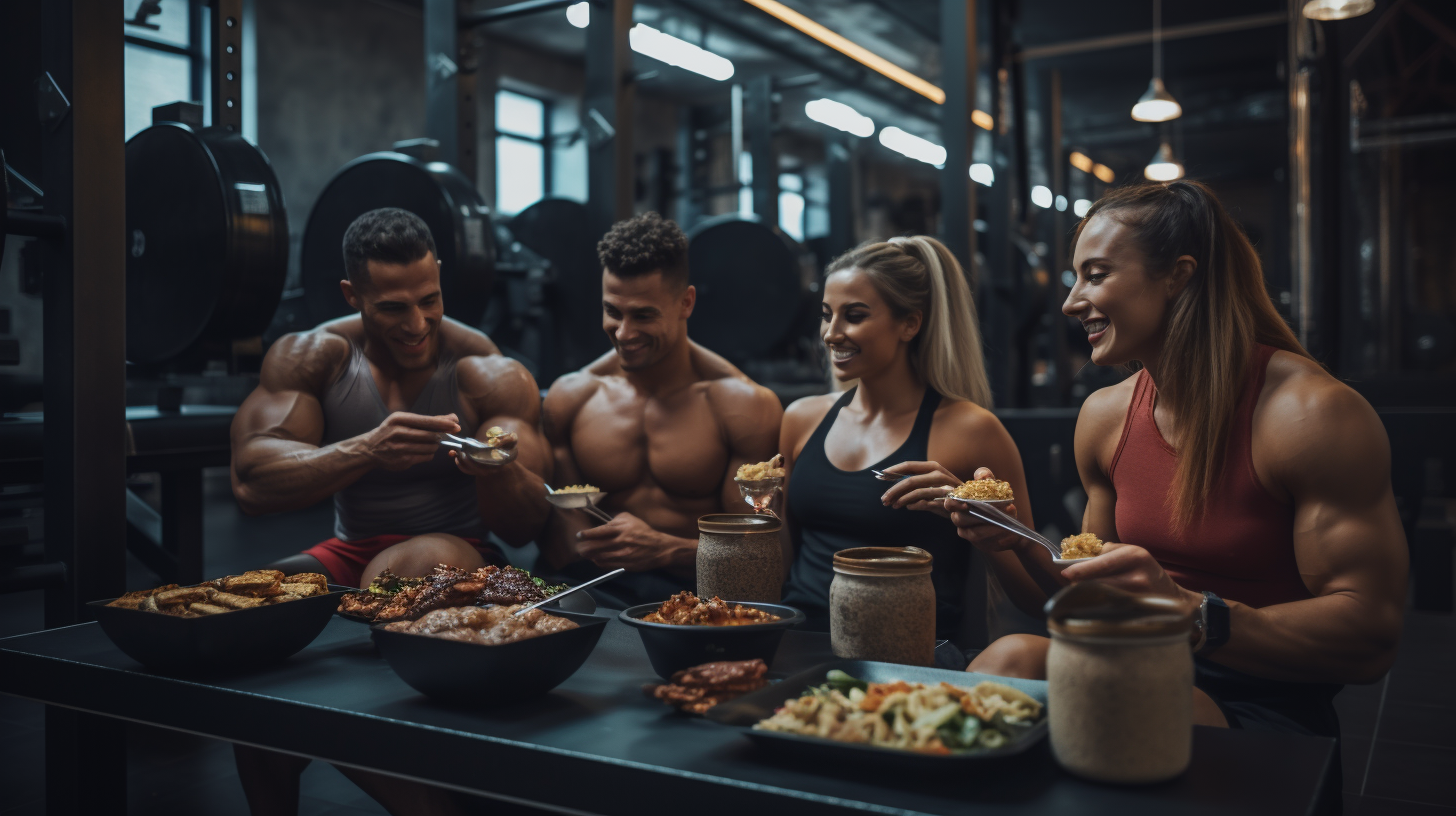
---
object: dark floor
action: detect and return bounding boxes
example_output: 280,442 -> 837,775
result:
2,468 -> 1454,815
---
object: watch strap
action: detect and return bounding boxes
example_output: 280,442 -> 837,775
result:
1197,590 -> 1230,654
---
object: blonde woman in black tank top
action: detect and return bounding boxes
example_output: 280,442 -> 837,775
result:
778,237 -> 1058,646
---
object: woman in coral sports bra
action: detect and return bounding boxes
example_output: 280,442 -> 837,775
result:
953,180 -> 1407,741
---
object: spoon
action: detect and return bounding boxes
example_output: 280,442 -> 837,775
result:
946,497 -> 1063,559
513,568 -> 625,616
870,469 -> 906,482
543,483 -> 615,524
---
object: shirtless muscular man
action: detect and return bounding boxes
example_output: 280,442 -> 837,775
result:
540,212 -> 784,607
230,208 -> 550,590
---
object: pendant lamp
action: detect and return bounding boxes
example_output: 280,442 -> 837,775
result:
1301,0 -> 1375,21
1144,141 -> 1184,181
1131,0 -> 1181,123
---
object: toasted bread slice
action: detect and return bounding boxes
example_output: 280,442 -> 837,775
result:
282,573 -> 328,591
266,593 -> 305,604
109,589 -> 158,609
188,602 -> 230,616
221,573 -> 283,597
279,582 -> 324,598
154,586 -> 211,607
210,591 -> 266,609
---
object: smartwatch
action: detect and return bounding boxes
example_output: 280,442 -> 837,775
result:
1195,591 -> 1230,655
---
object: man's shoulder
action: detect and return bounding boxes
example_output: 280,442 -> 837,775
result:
262,328 -> 352,391
544,369 -> 608,414
440,317 -> 502,358
704,371 -> 781,413
456,353 -> 538,401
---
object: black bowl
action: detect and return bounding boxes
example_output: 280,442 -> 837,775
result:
618,602 -> 806,679
335,584 -> 598,624
87,586 -> 349,674
370,609 -> 607,705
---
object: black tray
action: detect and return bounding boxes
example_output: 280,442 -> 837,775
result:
619,602 -> 806,679
87,585 -> 351,674
370,609 -> 608,705
705,660 -> 1049,768
335,583 -> 597,624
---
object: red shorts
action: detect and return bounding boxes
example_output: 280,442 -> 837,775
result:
302,534 -> 505,588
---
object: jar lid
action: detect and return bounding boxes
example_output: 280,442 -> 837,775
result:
698,514 -> 782,534
1044,581 -> 1193,639
832,546 -> 933,577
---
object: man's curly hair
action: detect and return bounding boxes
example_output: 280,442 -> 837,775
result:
597,212 -> 690,289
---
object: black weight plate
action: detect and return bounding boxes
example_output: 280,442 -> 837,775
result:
124,124 -> 289,365
301,152 -> 494,325
508,198 -> 608,370
687,215 -> 804,360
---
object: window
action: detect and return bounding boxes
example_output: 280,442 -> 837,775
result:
123,0 -> 208,140
495,89 -> 552,215
777,173 -> 805,243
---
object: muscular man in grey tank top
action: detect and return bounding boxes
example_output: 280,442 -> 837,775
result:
229,208 -> 549,590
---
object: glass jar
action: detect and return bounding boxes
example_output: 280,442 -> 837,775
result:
1045,582 -> 1195,784
696,514 -> 783,602
830,546 -> 935,666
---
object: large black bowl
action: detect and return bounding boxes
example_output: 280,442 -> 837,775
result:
618,602 -> 805,679
370,609 -> 607,705
87,586 -> 349,674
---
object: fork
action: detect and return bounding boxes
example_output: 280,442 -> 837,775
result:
946,497 -> 1062,559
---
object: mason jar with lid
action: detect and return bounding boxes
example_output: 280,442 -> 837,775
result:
1045,581 -> 1195,784
829,546 -> 935,666
696,514 -> 783,602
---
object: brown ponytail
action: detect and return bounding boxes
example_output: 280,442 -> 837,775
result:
1073,180 -> 1311,530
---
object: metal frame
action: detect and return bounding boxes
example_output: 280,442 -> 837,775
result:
939,0 -> 978,276
584,0 -> 635,237
40,0 -> 129,812
746,76 -> 778,230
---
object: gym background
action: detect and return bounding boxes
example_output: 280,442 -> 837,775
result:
0,0 -> 1454,813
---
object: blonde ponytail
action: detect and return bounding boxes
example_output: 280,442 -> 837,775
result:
827,236 -> 993,408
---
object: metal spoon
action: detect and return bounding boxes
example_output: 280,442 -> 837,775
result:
870,469 -> 906,482
945,496 -> 1063,559
544,483 -> 615,524
513,568 -> 625,616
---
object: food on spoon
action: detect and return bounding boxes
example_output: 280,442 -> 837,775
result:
644,658 -> 771,714
753,671 -> 1044,754
553,484 -> 600,494
1059,533 -> 1104,560
381,604 -> 578,646
948,478 -> 1015,501
106,571 -> 330,617
736,454 -> 785,481
642,591 -> 781,626
341,564 -> 568,623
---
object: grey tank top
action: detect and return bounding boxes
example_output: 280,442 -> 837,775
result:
320,338 -> 483,541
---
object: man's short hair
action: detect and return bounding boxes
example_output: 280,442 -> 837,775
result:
342,208 -> 437,286
596,211 -> 690,289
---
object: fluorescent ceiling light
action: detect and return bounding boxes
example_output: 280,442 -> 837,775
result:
566,1 -> 589,28
804,98 -> 874,137
1301,0 -> 1375,20
1055,195 -> 1068,212
738,0 -> 993,130
1030,185 -> 1053,209
1144,141 -> 1184,181
1093,163 -> 1116,184
1073,198 -> 1092,217
969,163 -> 994,186
878,127 -> 946,166
629,24 -> 735,81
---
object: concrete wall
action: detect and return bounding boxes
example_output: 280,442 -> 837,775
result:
254,0 -> 427,290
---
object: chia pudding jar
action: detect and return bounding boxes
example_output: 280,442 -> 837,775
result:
829,547 -> 935,666
1044,582 -> 1195,784
696,514 -> 783,602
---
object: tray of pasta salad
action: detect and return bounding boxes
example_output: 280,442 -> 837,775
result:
705,660 -> 1048,766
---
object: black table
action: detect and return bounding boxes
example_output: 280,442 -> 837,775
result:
0,615 -> 1335,816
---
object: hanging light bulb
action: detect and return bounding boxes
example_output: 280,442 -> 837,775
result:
1131,0 -> 1181,123
1301,0 -> 1375,20
1144,141 -> 1184,181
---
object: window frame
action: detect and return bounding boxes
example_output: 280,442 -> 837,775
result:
124,0 -> 208,112
494,88 -> 554,215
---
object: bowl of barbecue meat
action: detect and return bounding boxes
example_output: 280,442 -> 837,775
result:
336,565 -> 593,625
620,592 -> 804,679
88,570 -> 348,674
371,605 -> 607,705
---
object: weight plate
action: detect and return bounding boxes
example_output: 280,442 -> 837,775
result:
124,124 -> 289,365
300,152 -> 494,325
687,215 -> 803,360
508,198 -> 607,371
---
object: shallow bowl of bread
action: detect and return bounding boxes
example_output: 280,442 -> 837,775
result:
89,571 -> 348,674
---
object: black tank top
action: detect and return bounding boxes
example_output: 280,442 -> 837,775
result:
782,387 -> 975,644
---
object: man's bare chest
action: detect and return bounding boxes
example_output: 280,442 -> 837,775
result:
570,390 -> 729,498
